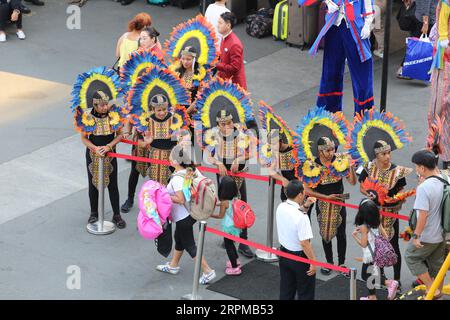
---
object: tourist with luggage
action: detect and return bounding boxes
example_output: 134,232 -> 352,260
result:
156,147 -> 216,285
405,150 -> 447,299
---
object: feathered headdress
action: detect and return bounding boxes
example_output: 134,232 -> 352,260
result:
293,106 -> 349,161
71,66 -> 125,134
258,101 -> 298,166
165,15 -> 219,86
120,48 -> 168,95
361,179 -> 389,205
128,67 -> 191,132
347,107 -> 412,167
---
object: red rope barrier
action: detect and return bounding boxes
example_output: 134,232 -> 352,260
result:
107,151 -> 410,221
205,226 -> 350,273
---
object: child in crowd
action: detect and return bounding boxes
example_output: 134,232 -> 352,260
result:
210,176 -> 242,276
352,199 -> 399,300
156,147 -> 216,285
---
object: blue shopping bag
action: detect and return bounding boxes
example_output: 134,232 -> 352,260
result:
402,36 -> 433,82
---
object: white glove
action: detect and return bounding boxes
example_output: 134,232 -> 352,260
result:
326,0 -> 340,14
440,39 -> 449,48
360,23 -> 371,40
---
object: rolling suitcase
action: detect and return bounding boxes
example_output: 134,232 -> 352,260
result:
226,0 -> 247,23
200,0 -> 215,15
272,0 -> 288,41
286,0 -> 319,48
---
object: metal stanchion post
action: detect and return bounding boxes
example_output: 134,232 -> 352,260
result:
87,156 -> 116,235
350,268 -> 357,300
182,221 -> 207,300
256,177 -> 279,262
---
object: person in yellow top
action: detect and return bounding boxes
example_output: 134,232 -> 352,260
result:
115,13 -> 152,68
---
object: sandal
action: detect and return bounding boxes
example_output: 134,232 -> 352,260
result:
112,215 -> 127,229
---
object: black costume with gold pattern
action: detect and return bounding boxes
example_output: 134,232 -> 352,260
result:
86,110 -> 121,216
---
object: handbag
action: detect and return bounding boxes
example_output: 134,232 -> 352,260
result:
155,220 -> 173,258
396,2 -> 419,32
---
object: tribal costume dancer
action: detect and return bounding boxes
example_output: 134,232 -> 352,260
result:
258,101 -> 298,201
121,67 -> 191,213
294,106 -> 356,275
193,78 -> 256,258
71,67 -> 127,228
348,108 -> 413,284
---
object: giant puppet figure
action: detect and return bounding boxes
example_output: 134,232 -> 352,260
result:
299,0 -> 375,113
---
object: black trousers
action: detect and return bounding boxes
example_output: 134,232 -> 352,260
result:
217,174 -> 248,241
224,237 -> 239,268
126,160 -> 140,200
86,151 -> 120,216
362,263 -> 387,295
0,3 -> 22,31
381,219 -> 401,281
174,215 -> 197,258
321,208 -> 347,266
279,247 -> 315,300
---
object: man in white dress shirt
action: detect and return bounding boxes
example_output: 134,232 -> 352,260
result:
276,180 -> 317,300
204,0 -> 230,47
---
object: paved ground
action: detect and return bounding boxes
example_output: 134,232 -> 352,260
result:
0,0 -> 444,300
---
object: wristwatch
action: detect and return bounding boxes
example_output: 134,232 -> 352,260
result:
412,233 -> 420,240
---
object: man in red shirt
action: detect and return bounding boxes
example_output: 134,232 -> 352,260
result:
216,12 -> 247,90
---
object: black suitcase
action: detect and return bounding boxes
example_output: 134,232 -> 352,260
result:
169,0 -> 199,9
226,0 -> 247,23
200,0 -> 215,15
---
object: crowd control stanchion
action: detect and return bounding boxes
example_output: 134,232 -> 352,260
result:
87,156 -> 116,235
182,221 -> 207,300
256,177 -> 279,263
349,268 -> 357,300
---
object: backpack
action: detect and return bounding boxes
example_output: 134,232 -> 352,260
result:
368,229 -> 398,268
232,199 -> 256,229
137,180 -> 172,240
173,172 -> 218,221
428,174 -> 450,235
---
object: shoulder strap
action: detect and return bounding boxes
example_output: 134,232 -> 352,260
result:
426,175 -> 450,186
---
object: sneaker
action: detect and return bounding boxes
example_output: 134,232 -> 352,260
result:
226,260 -> 241,269
373,49 -> 384,59
238,244 -> 255,258
0,33 -> 6,43
320,267 -> 332,275
16,30 -> 26,40
199,270 -> 216,285
120,199 -> 134,213
225,266 -> 242,276
156,262 -> 180,275
387,280 -> 399,300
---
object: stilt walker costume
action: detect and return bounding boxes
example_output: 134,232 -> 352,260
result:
298,0 -> 375,113
428,0 -> 450,169
71,67 -> 127,228
294,106 -> 355,273
349,108 -> 413,281
193,77 -> 256,257
259,101 -> 298,201
121,66 -> 191,213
